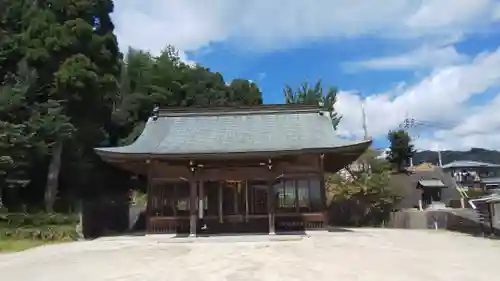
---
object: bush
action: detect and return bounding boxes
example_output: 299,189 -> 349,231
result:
0,226 -> 77,241
0,213 -> 79,241
326,171 -> 401,227
0,212 -> 79,228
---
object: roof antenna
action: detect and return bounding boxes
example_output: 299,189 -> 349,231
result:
152,104 -> 159,121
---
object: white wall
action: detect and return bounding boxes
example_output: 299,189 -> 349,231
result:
494,203 -> 500,227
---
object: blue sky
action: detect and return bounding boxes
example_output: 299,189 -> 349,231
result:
112,0 -> 500,151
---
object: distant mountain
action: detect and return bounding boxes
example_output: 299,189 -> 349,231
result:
413,148 -> 500,165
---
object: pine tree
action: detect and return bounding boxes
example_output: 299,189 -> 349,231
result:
284,79 -> 342,129
387,129 -> 415,172
18,0 -> 121,211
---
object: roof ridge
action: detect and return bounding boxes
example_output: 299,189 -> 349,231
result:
158,104 -> 322,117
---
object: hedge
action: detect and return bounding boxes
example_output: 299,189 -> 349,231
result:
0,213 -> 79,241
0,212 -> 79,228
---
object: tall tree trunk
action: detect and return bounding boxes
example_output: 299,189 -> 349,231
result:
45,141 -> 63,212
0,185 -> 4,210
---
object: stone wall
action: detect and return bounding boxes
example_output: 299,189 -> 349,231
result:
388,208 -> 500,237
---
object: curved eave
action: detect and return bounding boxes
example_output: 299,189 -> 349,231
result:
322,140 -> 372,173
94,139 -> 372,164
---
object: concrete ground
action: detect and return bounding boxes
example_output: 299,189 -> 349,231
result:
1,229 -> 499,281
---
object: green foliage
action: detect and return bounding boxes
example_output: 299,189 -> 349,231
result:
387,129 -> 415,171
326,150 -> 400,226
327,172 -> 401,226
283,79 -> 342,129
0,212 -> 79,241
0,212 -> 79,227
0,0 -> 264,211
111,46 -> 263,146
0,225 -> 78,241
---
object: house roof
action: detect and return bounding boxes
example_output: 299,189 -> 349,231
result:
408,163 -> 435,172
480,177 -> 500,185
442,160 -> 500,169
471,193 -> 500,204
391,164 -> 461,210
95,104 -> 371,159
418,179 -> 446,187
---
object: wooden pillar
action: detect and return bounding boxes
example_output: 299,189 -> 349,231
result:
295,179 -> 300,213
173,183 -> 178,217
145,159 -> 153,234
234,182 -> 239,215
267,159 -> 275,235
245,181 -> 249,222
319,154 -> 327,225
218,181 -> 223,223
198,181 -> 204,219
267,179 -> 276,235
189,168 -> 198,237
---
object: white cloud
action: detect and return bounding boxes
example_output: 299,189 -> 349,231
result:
344,45 -> 469,71
413,94 -> 500,151
112,0 -> 499,55
336,47 -> 500,150
111,1 -> 500,150
493,2 -> 500,20
404,0 -> 492,29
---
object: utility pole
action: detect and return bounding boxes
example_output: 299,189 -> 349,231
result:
358,93 -> 368,140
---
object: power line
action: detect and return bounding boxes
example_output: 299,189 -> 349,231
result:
400,117 -> 452,167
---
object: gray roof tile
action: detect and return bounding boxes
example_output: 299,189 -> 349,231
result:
418,179 -> 446,187
442,161 -> 500,169
95,105 -> 369,156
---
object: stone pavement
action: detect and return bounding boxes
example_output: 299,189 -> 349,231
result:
1,229 -> 499,281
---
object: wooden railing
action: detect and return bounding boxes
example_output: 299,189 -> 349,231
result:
148,212 -> 325,234
275,213 -> 325,231
149,217 -> 189,234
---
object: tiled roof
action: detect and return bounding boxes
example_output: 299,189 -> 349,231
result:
95,104 -> 370,157
480,177 -> 500,184
418,179 -> 446,187
442,161 -> 500,169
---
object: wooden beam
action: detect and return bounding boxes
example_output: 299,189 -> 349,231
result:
218,182 -> 223,223
319,154 -> 327,225
267,159 -> 276,235
189,177 -> 197,237
145,159 -> 153,234
234,183 -> 239,215
245,181 -> 249,222
199,180 -> 204,219
295,179 -> 300,213
173,183 -> 178,217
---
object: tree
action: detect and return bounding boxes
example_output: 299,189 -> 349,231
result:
112,46 -> 264,146
23,0 -> 120,211
283,79 -> 342,129
387,129 -> 415,172
326,149 -> 399,226
0,1 -> 265,212
227,79 -> 263,105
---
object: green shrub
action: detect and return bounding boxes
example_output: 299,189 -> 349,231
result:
0,212 -> 79,228
0,226 -> 77,241
0,213 -> 79,241
326,171 -> 401,226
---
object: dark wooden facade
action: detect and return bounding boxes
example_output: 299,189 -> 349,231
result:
143,154 -> 327,235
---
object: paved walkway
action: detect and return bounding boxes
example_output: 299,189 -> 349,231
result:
1,229 -> 499,281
